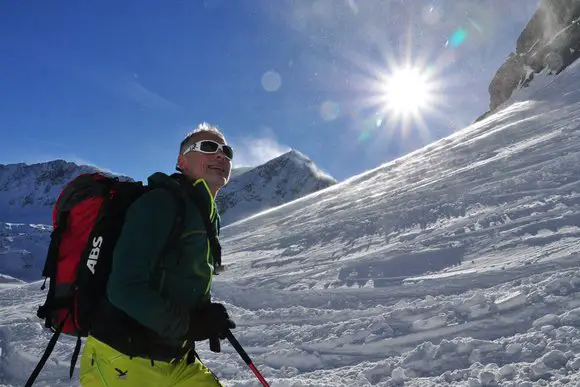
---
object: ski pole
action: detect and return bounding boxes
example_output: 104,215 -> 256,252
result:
226,330 -> 270,387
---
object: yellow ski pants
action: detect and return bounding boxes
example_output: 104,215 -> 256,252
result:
79,336 -> 223,387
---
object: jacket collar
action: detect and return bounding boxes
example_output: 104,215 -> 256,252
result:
170,173 -> 217,223
191,178 -> 216,222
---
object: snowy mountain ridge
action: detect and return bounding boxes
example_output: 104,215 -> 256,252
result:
0,160 -> 123,224
216,149 -> 337,225
0,151 -> 335,228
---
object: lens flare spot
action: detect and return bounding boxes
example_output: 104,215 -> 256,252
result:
358,131 -> 371,142
447,28 -> 468,48
320,101 -> 340,121
261,71 -> 282,92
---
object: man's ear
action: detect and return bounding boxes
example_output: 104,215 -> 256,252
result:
177,154 -> 187,171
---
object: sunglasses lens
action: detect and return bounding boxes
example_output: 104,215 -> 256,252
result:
200,141 -> 219,153
223,145 -> 233,160
198,141 -> 234,160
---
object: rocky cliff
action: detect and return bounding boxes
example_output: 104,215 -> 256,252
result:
481,0 -> 580,119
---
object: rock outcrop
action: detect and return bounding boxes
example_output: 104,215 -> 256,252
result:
481,0 -> 580,118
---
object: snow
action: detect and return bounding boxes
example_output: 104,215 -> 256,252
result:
0,222 -> 51,282
3,49 -> 580,387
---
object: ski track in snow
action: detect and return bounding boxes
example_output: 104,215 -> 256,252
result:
5,59 -> 580,387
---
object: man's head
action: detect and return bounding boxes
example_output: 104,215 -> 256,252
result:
176,122 -> 233,197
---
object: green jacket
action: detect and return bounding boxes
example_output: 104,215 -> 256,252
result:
103,172 -> 220,347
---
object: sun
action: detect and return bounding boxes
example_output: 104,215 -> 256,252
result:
381,66 -> 434,118
353,56 -> 446,144
335,42 -> 450,146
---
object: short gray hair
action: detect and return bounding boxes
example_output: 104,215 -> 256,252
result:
179,122 -> 226,154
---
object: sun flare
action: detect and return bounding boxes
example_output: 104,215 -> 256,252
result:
382,66 -> 434,117
354,56 -> 446,145
342,41 -> 450,146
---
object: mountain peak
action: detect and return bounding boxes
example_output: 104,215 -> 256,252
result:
265,149 -> 334,183
216,149 -> 336,225
270,149 -> 311,167
281,148 -> 309,161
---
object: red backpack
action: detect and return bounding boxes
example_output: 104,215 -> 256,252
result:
25,172 -> 186,387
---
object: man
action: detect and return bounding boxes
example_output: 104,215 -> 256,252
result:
79,123 -> 236,386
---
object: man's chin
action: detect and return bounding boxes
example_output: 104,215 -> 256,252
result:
205,176 -> 227,189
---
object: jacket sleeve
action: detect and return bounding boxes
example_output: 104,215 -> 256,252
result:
106,188 -> 189,339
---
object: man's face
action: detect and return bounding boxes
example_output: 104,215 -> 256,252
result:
178,132 -> 232,195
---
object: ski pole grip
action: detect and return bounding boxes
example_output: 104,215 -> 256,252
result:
209,336 -> 221,352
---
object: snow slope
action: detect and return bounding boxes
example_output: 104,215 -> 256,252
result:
4,57 -> 580,387
0,223 -> 51,282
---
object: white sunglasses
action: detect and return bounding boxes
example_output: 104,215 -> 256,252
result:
182,140 -> 233,160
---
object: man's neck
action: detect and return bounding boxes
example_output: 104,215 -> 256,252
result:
207,184 -> 219,198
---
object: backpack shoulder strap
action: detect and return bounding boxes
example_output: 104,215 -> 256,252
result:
191,194 -> 222,272
147,184 -> 187,268
169,173 -> 223,272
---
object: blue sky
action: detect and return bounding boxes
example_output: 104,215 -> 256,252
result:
0,0 -> 539,182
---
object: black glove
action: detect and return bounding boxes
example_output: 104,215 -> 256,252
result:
187,302 -> 236,352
